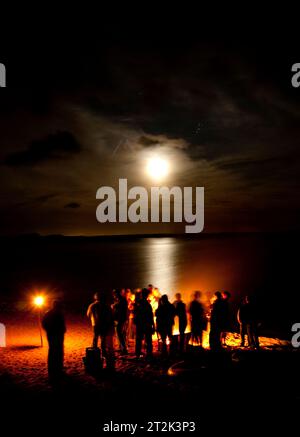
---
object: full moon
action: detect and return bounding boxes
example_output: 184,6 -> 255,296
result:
146,157 -> 169,181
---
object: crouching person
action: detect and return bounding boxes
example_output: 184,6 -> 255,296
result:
87,292 -> 115,370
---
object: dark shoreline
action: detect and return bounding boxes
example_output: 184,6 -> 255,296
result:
1,230 -> 300,241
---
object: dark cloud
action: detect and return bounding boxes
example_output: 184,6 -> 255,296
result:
35,193 -> 59,204
15,193 -> 59,208
1,32 -> 300,234
3,131 -> 81,166
64,202 -> 81,209
139,136 -> 160,147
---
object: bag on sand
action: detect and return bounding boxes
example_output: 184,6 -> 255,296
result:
83,347 -> 103,374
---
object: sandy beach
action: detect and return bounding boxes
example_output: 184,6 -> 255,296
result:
0,311 -> 291,391
0,306 -> 299,437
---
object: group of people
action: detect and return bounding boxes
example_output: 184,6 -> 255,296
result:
42,285 -> 260,379
85,286 -> 260,366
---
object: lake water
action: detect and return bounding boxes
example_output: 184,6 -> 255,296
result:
0,233 -> 298,337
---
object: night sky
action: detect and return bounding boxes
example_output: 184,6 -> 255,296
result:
1,19 -> 300,235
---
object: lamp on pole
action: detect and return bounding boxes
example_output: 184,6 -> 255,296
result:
33,296 -> 45,347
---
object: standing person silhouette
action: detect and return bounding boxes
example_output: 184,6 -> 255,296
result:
221,291 -> 231,346
113,289 -> 128,354
237,296 -> 260,349
189,291 -> 205,347
126,289 -> 136,342
134,288 -> 155,359
87,292 -> 115,369
173,293 -> 187,353
209,292 -> 223,350
237,297 -> 248,347
42,300 -> 66,382
155,294 -> 175,355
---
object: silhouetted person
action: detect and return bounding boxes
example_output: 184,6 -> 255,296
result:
221,291 -> 231,346
189,291 -> 205,347
147,284 -> 154,294
209,292 -> 223,350
126,289 -> 136,341
237,295 -> 260,349
173,293 -> 187,353
237,297 -> 247,347
87,292 -> 115,369
113,289 -> 128,354
134,288 -> 154,358
42,300 -> 66,381
156,294 -> 175,355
